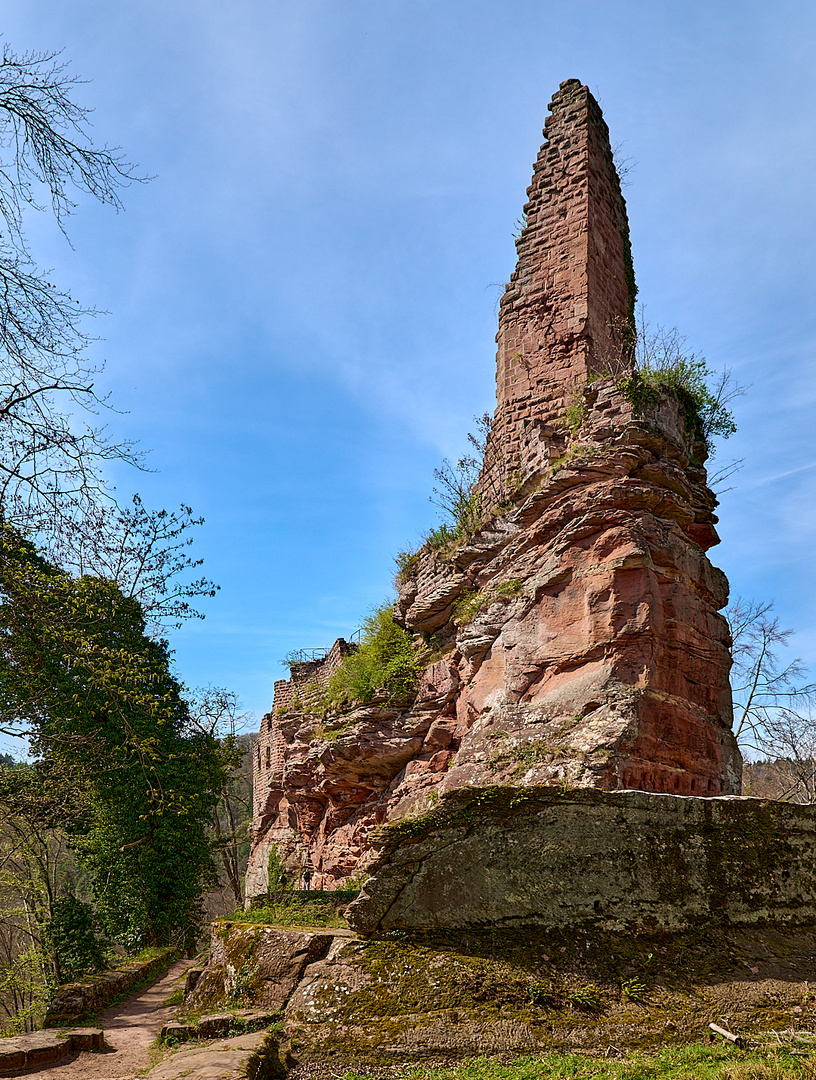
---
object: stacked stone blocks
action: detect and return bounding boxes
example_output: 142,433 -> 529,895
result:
480,79 -> 634,506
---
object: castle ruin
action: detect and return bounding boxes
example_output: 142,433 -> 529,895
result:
247,79 -> 741,898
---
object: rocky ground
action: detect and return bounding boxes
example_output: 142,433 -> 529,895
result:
12,922 -> 816,1078
183,918 -> 816,1072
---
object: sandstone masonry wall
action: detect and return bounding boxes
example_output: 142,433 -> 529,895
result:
252,639 -> 355,862
250,635 -> 356,872
480,79 -> 635,505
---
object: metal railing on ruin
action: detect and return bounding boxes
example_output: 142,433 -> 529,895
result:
284,628 -> 362,668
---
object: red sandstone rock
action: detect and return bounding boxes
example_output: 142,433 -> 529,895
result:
246,81 -> 740,894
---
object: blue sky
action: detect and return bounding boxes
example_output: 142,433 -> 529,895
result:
2,0 -> 815,733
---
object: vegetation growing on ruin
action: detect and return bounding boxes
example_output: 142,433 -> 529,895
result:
617,356 -> 737,447
395,546 -> 422,585
325,603 -> 419,709
223,896 -> 351,928
564,320 -> 741,453
622,320 -> 740,449
453,578 -> 524,626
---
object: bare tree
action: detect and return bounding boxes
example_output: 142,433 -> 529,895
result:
751,705 -> 816,803
727,597 -> 816,801
0,47 -> 145,538
727,597 -> 813,746
0,49 -> 217,632
186,688 -> 254,907
50,495 -> 218,632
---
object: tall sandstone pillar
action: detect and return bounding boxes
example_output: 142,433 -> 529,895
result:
246,79 -> 742,898
397,78 -> 742,801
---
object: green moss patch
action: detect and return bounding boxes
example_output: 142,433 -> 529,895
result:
284,925 -> 816,1066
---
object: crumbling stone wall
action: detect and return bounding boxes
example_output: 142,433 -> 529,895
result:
251,638 -> 355,876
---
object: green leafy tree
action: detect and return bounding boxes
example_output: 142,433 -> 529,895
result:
0,759 -> 84,1029
47,894 -> 104,983
0,525 -> 222,949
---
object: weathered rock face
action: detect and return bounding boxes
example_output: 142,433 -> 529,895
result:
189,918 -> 816,1067
187,923 -> 337,1014
247,79 -> 740,894
347,787 -> 816,934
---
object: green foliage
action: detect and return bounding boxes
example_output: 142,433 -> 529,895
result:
428,416 -> 492,548
0,945 -> 50,1035
620,975 -> 649,1003
225,897 -> 351,929
453,588 -> 484,626
48,894 -> 105,983
267,847 -> 289,892
493,578 -> 523,598
568,983 -> 606,1012
394,547 -> 421,585
564,391 -> 585,433
512,209 -> 528,240
494,739 -> 571,778
616,320 -> 741,450
424,522 -> 461,554
326,604 -> 418,709
0,525 -> 222,951
618,355 -> 737,447
550,445 -> 605,475
454,579 -> 524,626
339,1045 -> 816,1080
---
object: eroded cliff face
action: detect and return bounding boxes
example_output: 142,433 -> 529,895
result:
247,379 -> 740,892
246,79 -> 740,895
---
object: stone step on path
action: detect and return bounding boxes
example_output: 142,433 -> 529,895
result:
144,1030 -> 279,1080
0,1028 -> 103,1075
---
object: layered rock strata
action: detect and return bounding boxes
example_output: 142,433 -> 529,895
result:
247,79 -> 740,895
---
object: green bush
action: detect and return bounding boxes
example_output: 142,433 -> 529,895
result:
267,847 -> 289,891
326,604 -> 418,709
424,522 -> 461,553
618,356 -> 736,448
394,547 -> 421,585
226,897 -> 351,929
48,894 -> 106,984
616,320 -> 740,450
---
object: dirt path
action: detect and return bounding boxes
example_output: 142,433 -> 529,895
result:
25,958 -> 193,1079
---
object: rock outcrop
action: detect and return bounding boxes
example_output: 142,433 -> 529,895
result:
347,787 -> 816,934
188,918 -> 816,1068
247,79 -> 740,895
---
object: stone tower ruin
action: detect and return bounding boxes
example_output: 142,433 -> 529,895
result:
480,79 -> 636,506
